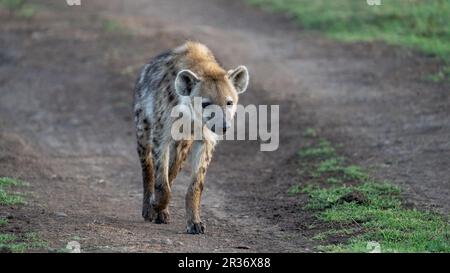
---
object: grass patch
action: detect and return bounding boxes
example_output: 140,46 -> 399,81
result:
0,177 -> 46,252
292,133 -> 450,252
0,232 -> 47,252
0,177 -> 46,251
15,3 -> 34,18
0,177 -> 26,187
0,218 -> 8,226
102,19 -> 126,33
426,65 -> 450,82
0,0 -> 36,18
315,158 -> 343,175
0,0 -> 27,10
325,177 -> 341,185
313,228 -> 358,241
299,139 -> 336,159
301,142 -> 368,181
320,205 -> 450,252
343,165 -> 369,181
303,127 -> 317,138
0,177 -> 27,205
288,184 -> 302,195
246,0 -> 450,81
304,182 -> 401,212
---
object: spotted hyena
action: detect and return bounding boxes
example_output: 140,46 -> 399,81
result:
133,42 -> 249,234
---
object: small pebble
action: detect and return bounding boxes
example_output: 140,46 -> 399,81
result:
55,212 -> 68,217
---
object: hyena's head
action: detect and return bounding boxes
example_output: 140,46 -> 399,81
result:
175,66 -> 249,134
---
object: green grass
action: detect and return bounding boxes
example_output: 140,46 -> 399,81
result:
292,131 -> 450,252
288,184 -> 302,195
320,204 -> 450,252
0,177 -> 46,252
246,0 -> 450,80
102,19 -> 126,33
426,65 -> 450,82
313,228 -> 358,241
0,0 -> 36,18
343,165 -> 369,181
15,3 -> 34,18
0,0 -> 26,10
315,158 -> 343,175
0,177 -> 26,205
303,127 -> 317,138
302,181 -> 401,211
298,139 -> 336,159
0,232 -> 47,252
310,153 -> 369,181
325,177 -> 341,185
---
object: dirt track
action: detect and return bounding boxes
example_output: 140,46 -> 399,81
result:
0,0 -> 448,252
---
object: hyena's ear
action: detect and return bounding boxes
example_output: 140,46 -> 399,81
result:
228,65 -> 249,94
175,69 -> 200,96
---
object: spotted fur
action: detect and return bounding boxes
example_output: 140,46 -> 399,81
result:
133,42 -> 249,234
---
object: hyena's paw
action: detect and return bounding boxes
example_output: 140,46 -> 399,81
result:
154,209 -> 170,224
186,221 -> 205,234
142,203 -> 157,222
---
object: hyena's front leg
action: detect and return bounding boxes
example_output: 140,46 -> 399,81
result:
152,143 -> 171,224
139,144 -> 155,222
136,112 -> 155,221
186,140 -> 214,234
168,140 -> 193,186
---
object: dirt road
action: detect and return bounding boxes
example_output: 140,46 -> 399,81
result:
0,0 -> 448,252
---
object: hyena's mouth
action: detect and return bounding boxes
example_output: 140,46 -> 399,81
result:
209,123 -> 229,134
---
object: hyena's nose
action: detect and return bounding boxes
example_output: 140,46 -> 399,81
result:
222,121 -> 231,133
211,121 -> 230,134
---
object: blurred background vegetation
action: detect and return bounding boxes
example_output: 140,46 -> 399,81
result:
247,0 -> 450,80
0,0 -> 35,18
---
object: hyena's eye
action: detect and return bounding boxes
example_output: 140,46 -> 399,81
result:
202,102 -> 212,109
226,100 -> 233,106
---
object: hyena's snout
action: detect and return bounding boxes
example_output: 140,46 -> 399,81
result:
204,107 -> 233,134
211,119 -> 231,134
